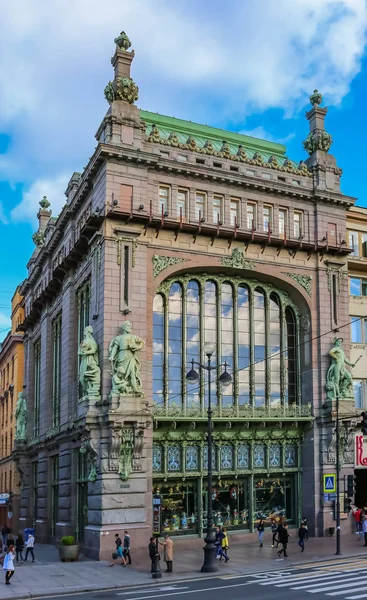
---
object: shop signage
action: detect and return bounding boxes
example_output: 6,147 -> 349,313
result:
323,474 -> 336,493
0,494 -> 10,501
355,434 -> 367,469
153,505 -> 161,535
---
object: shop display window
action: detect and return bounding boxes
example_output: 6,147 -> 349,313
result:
157,483 -> 198,535
254,476 -> 295,524
203,480 -> 250,530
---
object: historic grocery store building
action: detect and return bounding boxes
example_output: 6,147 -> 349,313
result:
15,33 -> 360,558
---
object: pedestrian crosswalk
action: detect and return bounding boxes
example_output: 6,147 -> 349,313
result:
252,558 -> 367,599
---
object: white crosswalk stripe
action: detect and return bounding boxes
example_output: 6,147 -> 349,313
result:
250,558 -> 367,600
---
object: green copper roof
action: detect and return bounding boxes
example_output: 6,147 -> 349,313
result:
139,110 -> 299,168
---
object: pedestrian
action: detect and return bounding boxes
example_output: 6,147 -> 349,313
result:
110,533 -> 126,567
3,544 -> 15,585
15,534 -> 24,563
277,523 -> 290,558
354,507 -> 363,539
123,530 -> 132,565
220,527 -> 229,562
214,526 -> 224,559
270,519 -> 278,548
1,526 -> 9,550
298,523 -> 307,552
159,534 -> 173,573
148,537 -> 157,573
6,534 -> 14,549
363,516 -> 367,547
257,518 -> 265,547
24,532 -> 35,563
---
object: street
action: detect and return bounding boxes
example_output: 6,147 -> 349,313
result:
36,556 -> 367,600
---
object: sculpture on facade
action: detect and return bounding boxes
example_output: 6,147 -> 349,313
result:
14,392 -> 27,440
109,321 -> 145,395
78,325 -> 101,397
326,337 -> 361,399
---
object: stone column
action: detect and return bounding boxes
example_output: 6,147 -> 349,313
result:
56,445 -> 73,540
36,451 -> 48,542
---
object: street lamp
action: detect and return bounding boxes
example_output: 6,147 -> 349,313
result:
186,342 -> 232,573
335,394 -> 341,555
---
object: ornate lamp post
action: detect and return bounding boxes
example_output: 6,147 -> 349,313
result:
335,394 -> 341,555
186,342 -> 232,573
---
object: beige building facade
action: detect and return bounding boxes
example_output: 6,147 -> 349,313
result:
15,34 -> 360,559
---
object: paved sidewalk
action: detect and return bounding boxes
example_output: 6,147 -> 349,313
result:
0,532 -> 366,599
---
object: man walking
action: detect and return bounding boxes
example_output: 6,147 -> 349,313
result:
277,523 -> 290,558
298,522 -> 307,552
1,525 -> 9,550
24,532 -> 35,563
123,530 -> 131,565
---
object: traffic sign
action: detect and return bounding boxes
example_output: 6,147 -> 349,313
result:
323,473 -> 336,493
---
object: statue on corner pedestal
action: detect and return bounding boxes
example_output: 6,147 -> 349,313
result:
109,321 -> 145,395
78,325 -> 101,398
15,392 -> 27,441
326,337 -> 361,400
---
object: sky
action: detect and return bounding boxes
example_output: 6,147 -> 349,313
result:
0,0 -> 367,340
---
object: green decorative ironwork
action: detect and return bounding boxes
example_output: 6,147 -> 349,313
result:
283,272 -> 312,297
153,403 -> 312,419
220,248 -> 255,270
32,229 -> 46,246
104,77 -> 139,105
303,131 -> 332,154
144,124 -> 312,178
114,31 -> 132,51
153,255 -> 188,279
309,89 -> 323,107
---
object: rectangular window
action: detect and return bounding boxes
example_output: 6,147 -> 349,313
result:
230,199 -> 239,227
349,231 -> 360,256
123,246 -> 129,306
177,189 -> 187,221
77,280 -> 91,398
52,315 -> 62,430
349,278 -> 367,296
279,209 -> 287,238
213,161 -> 222,168
354,380 -> 364,409
351,317 -> 362,343
51,456 -> 59,537
33,463 -> 38,524
263,206 -> 272,232
195,192 -> 206,220
33,339 -> 41,438
159,186 -> 169,215
362,233 -> 367,258
177,154 -> 188,162
247,203 -> 256,229
212,195 -> 222,224
294,211 -> 303,239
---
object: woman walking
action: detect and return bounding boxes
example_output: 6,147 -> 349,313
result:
257,519 -> 265,548
3,545 -> 15,585
15,534 -> 24,563
277,523 -> 290,558
270,519 -> 278,548
159,534 -> 173,573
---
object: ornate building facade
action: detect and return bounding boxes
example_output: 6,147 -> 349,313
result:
0,287 -> 24,528
16,33 -> 359,558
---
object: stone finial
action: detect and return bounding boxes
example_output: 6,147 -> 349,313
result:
114,31 -> 132,52
303,130 -> 332,155
309,89 -> 323,107
39,195 -> 50,210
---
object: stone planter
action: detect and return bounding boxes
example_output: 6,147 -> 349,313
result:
58,544 -> 80,562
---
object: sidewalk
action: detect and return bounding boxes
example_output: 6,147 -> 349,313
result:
0,532 -> 366,599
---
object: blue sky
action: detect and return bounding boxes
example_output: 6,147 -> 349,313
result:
0,0 -> 366,340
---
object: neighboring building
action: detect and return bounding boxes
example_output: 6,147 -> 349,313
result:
16,34 -> 358,559
0,286 -> 24,529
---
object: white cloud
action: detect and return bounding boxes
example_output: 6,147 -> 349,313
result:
240,127 -> 296,146
0,203 -> 8,225
0,312 -> 11,342
11,173 -> 69,225
0,0 -> 366,211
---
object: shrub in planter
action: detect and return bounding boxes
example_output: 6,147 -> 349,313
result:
58,535 -> 79,562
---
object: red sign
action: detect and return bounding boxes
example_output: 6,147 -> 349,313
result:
355,434 -> 367,468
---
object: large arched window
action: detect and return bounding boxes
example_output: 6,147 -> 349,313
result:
153,276 -> 300,413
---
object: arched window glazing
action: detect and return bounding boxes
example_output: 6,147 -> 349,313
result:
152,276 -> 300,413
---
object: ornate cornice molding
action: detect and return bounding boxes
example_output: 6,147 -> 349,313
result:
283,272 -> 312,297
153,254 -> 187,279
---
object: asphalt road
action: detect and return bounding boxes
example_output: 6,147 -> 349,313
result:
35,556 -> 367,600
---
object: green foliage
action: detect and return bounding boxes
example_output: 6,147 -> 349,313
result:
61,536 -> 75,546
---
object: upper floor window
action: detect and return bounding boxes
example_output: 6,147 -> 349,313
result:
354,380 -> 364,409
33,339 -> 41,438
177,189 -> 187,221
159,186 -> 169,215
247,203 -> 256,229
230,199 -> 239,227
348,230 -> 367,258
351,317 -> 367,343
350,278 -> 367,296
213,196 -> 222,224
294,211 -> 303,239
195,192 -> 206,220
263,206 -> 272,232
279,209 -> 287,238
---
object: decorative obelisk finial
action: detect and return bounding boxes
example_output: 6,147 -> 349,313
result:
104,31 -> 139,105
303,90 -> 332,155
